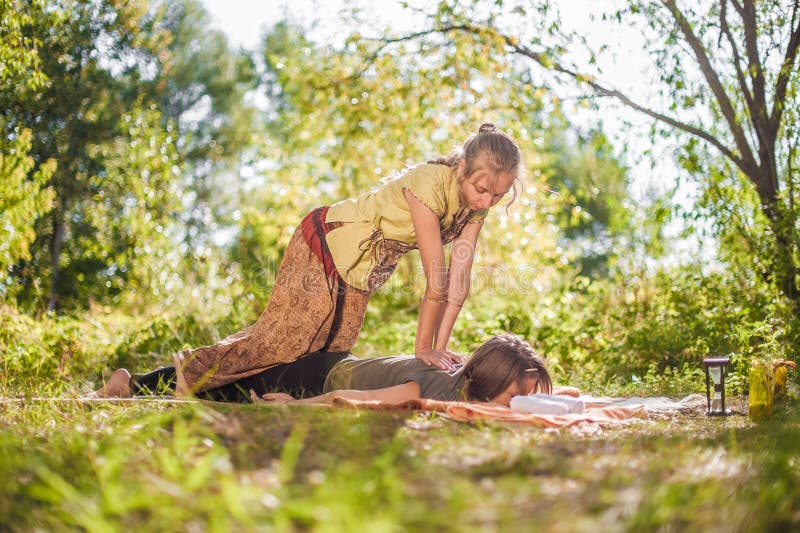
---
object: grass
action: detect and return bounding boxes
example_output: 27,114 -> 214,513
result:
2,305 -> 799,531
1,395 -> 799,532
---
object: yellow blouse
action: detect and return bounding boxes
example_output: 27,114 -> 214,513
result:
325,164 -> 488,291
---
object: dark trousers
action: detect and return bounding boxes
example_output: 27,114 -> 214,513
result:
131,351 -> 350,403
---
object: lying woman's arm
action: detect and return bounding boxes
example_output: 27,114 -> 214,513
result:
252,381 -> 421,405
552,385 -> 581,397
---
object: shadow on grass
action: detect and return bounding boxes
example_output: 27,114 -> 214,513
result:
207,403 -> 414,471
2,398 -> 799,531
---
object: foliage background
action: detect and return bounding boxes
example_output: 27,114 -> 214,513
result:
2,1 -> 800,530
3,0 -> 797,397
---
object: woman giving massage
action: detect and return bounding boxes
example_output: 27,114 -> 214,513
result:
150,122 -> 524,398
94,334 -> 582,407
94,123 -> 572,403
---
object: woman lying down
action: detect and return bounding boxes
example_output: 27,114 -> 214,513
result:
95,334 -> 578,407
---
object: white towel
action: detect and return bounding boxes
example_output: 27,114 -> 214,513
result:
579,394 -> 705,414
529,393 -> 585,414
509,395 -> 569,415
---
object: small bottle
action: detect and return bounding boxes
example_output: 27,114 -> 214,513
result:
774,364 -> 788,399
772,360 -> 797,400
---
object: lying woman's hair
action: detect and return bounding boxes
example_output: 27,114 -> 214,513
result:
462,334 -> 552,402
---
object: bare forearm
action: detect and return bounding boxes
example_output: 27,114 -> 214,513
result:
434,263 -> 472,349
286,390 -> 373,405
416,296 -> 445,352
291,386 -> 419,405
433,301 -> 463,350
433,225 -> 479,349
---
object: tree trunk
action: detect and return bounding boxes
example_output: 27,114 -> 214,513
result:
753,162 -> 799,306
46,209 -> 65,312
768,212 -> 798,303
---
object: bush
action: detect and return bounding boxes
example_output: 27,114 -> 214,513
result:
3,255 -> 797,398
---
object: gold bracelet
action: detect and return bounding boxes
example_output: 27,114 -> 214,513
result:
446,298 -> 464,308
421,296 -> 446,304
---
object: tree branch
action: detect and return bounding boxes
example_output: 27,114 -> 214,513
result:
497,36 -> 749,174
661,0 -> 758,173
361,19 -> 761,175
311,26 -> 470,91
730,0 -> 745,18
742,0 -> 767,107
720,1 -> 757,130
769,5 -> 800,135
384,21 -> 752,175
720,0 -> 771,164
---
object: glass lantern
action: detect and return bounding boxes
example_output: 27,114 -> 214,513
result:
703,357 -> 730,416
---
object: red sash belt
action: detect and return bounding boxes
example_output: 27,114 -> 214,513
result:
299,206 -> 340,281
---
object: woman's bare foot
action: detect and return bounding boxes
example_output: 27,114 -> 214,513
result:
93,369 -> 133,398
173,352 -> 193,398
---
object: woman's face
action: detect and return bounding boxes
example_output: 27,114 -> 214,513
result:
490,376 -> 538,407
458,154 -> 515,211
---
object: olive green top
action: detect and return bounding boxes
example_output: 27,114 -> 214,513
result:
325,164 -> 488,291
323,355 -> 466,401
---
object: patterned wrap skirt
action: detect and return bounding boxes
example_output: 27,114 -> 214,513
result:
179,207 -> 371,392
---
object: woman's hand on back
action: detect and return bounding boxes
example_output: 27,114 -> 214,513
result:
416,348 -> 464,371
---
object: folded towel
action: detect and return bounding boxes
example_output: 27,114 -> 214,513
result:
528,394 -> 585,414
509,395 -> 569,415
